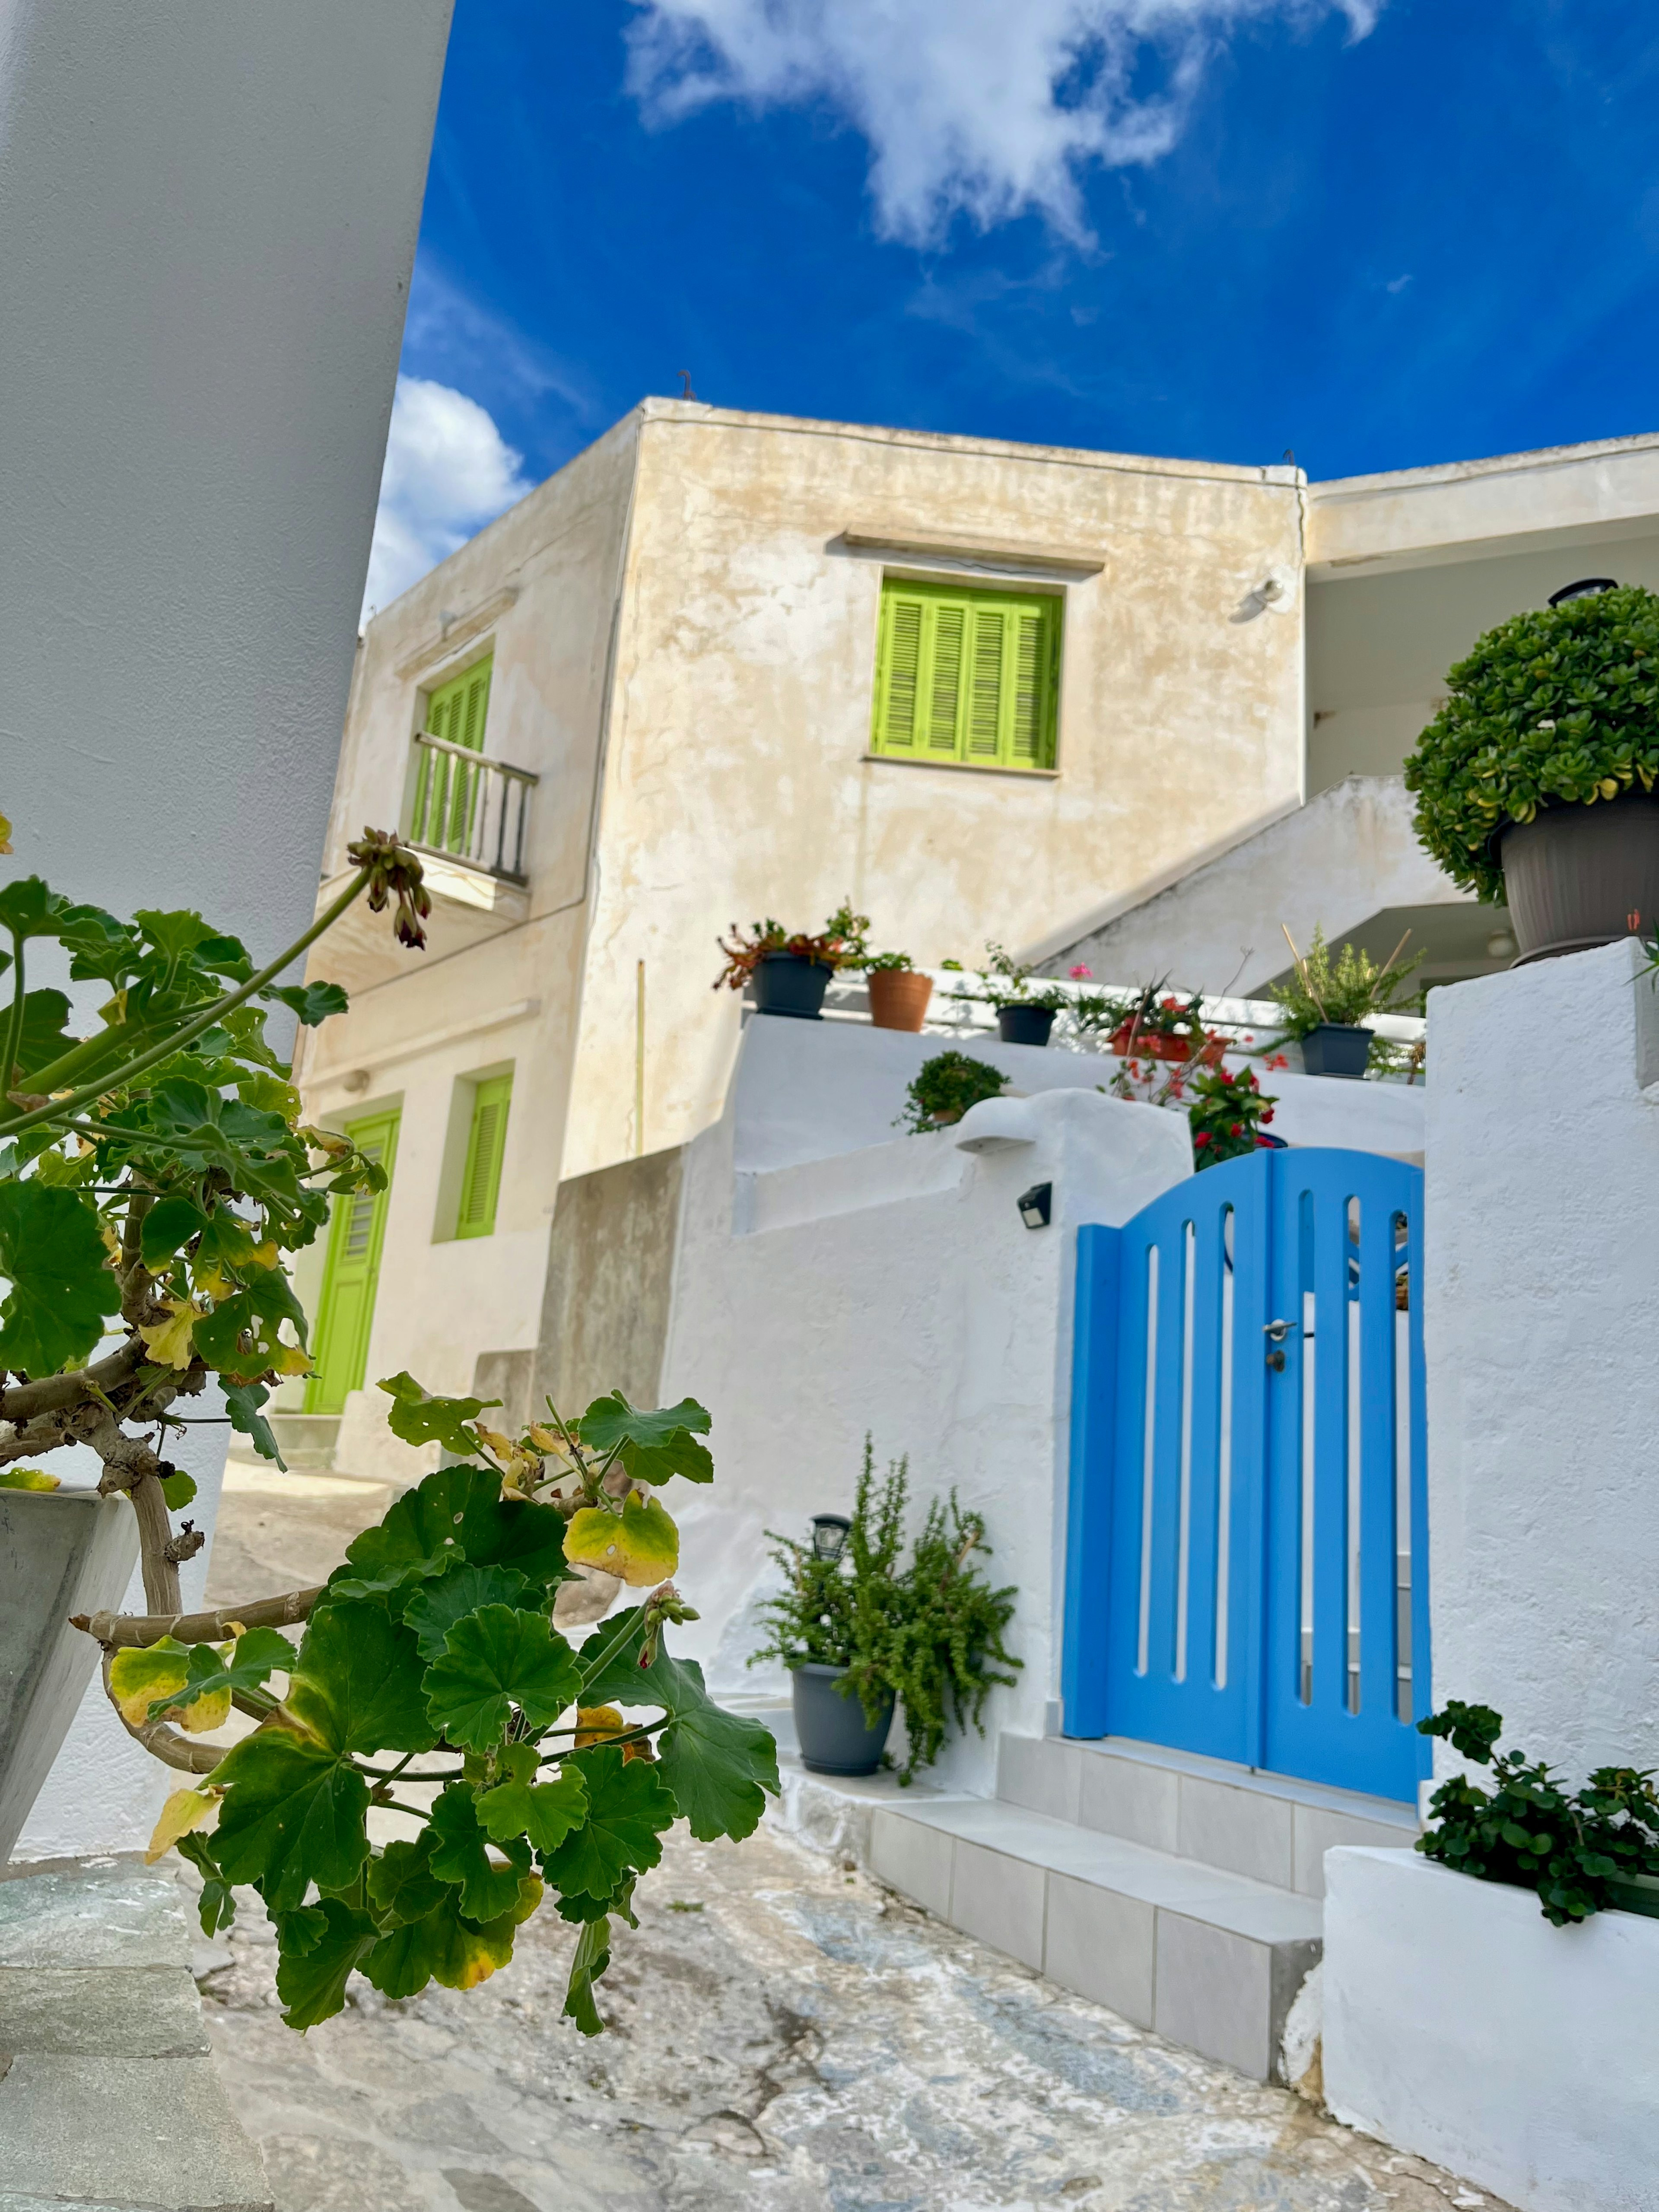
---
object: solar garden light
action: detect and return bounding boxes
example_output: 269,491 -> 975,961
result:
1018,1180 -> 1053,1230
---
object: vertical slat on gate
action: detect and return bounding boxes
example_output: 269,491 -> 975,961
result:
1143,1215 -> 1187,1688
1231,1161 -> 1271,1770
1182,1192 -> 1225,1691
1357,1192 -> 1400,1726
1406,1197 -> 1433,1760
1060,1224 -> 1121,1737
1311,1172 -> 1350,1720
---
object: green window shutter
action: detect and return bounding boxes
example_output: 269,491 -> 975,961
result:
455,1074 -> 512,1240
413,653 -> 494,852
871,582 -> 1060,772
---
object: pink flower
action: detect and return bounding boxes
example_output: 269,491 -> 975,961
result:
1069,963 -> 1093,979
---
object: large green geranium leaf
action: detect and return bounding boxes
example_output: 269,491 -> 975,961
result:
366,1834 -> 451,1928
0,1182 -> 122,1376
403,1563 -> 535,1662
265,980 -> 350,1027
424,1606 -> 581,1751
363,1888 -> 522,2000
9,990 -> 74,1080
286,1600 -> 436,1756
477,1764 -> 589,1855
577,1610 -> 780,1842
175,1832 -> 236,1938
539,1746 -> 677,1902
161,1626 -> 294,1718
211,1729 -> 370,1910
223,1377 -> 285,1469
577,1392 -> 713,1487
274,1898 -> 379,2030
377,1370 -> 497,1455
340,1463 -> 569,1595
426,1783 -> 533,1920
563,1913 -> 613,2038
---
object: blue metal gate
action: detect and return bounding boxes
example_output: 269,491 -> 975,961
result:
1060,1147 -> 1430,1803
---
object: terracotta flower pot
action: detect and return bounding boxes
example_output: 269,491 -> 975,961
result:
868,969 -> 932,1032
1109,1023 -> 1192,1063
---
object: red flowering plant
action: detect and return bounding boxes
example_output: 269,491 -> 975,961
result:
1187,1062 -> 1278,1169
714,899 -> 869,991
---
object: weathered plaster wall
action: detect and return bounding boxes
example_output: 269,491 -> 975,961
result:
533,1148 -> 686,1420
562,403 -> 1306,1181
0,0 -> 452,1858
1424,938 -> 1659,1780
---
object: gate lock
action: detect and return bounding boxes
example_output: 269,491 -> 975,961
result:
1264,1317 -> 1297,1371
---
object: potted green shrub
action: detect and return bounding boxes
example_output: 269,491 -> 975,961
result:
752,1443 -> 1020,1784
1403,582 -> 1659,961
898,1049 -> 1006,1131
1272,925 -> 1422,1078
0,823 -> 776,2037
859,949 -> 933,1033
948,943 -> 1067,1046
714,899 -> 869,1020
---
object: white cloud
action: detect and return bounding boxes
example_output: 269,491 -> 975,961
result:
626,0 -> 1379,247
362,375 -> 534,619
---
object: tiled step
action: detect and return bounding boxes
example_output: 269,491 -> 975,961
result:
999,1732 -> 1417,1899
867,1790 -> 1322,2083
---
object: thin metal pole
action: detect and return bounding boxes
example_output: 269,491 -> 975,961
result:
634,959 -> 646,1157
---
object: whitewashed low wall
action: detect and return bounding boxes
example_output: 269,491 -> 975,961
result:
1324,1849 -> 1659,2212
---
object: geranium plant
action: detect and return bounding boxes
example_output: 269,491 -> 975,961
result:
1188,1062 -> 1277,1167
0,825 -> 775,2036
1404,584 -> 1659,901
713,899 -> 869,991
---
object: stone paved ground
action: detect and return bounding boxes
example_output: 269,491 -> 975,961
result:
192,1457 -> 1507,2212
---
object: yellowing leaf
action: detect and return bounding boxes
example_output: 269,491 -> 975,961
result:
146,1787 -> 219,1863
575,1704 -> 625,1748
0,810 -> 13,856
139,1298 -> 200,1370
271,1341 -> 311,1377
110,1639 -> 189,1725
0,1466 -> 59,1491
564,1491 -> 679,1589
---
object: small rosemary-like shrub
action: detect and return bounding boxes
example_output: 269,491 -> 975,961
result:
1417,1700 -> 1659,1925
898,1049 -> 1005,1133
1270,926 -> 1421,1040
751,1441 -> 1021,1784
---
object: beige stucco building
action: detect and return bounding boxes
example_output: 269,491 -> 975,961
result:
284,401 -> 1659,1471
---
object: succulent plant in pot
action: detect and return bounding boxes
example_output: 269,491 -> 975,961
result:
1403,581 -> 1659,962
714,899 -> 870,1019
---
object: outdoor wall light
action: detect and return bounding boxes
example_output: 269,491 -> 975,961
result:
1548,577 -> 1617,606
810,1513 -> 852,1562
1018,1181 -> 1053,1230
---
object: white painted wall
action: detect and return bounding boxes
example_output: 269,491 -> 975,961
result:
1323,1847 -> 1659,2212
1,0 -> 454,1859
1424,937 -> 1659,1781
659,1015 -> 1425,1792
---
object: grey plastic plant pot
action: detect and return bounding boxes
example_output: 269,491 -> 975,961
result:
1300,1023 -> 1374,1078
752,950 -> 833,1019
791,1662 -> 894,1777
0,1488 -> 138,1865
1498,789 -> 1659,963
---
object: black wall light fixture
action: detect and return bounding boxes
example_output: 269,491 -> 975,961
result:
810,1513 -> 851,1562
1018,1181 -> 1052,1229
1548,578 -> 1617,606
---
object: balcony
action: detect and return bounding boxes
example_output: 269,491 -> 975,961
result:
406,731 -> 537,886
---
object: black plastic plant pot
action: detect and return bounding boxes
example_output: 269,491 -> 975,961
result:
1301,1023 -> 1373,1078
792,1662 -> 894,1776
996,1003 -> 1055,1047
1498,789 -> 1659,963
753,950 -> 833,1019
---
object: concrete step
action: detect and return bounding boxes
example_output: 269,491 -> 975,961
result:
999,1732 -> 1417,1900
265,1412 -> 341,1469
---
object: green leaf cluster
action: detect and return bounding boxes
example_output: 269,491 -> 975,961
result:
1188,1063 -> 1276,1169
1402,584 -> 1659,901
897,1051 -> 1006,1135
1416,1700 -> 1659,1925
750,1440 -> 1020,1784
178,1461 -> 775,2035
1268,927 -> 1423,1042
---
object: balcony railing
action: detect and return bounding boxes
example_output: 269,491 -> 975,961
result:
407,732 -> 537,885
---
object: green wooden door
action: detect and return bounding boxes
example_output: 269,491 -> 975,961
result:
305,1108 -> 400,1414
412,654 -> 493,855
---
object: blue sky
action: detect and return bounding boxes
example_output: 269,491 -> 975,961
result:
367,0 -> 1659,608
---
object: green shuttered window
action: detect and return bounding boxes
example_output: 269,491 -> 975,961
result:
455,1074 -> 512,1240
411,653 -> 493,854
871,581 -> 1061,772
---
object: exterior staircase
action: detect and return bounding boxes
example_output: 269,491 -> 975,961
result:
762,1707 -> 1415,2084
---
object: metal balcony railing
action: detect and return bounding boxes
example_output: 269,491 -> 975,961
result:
407,732 -> 537,885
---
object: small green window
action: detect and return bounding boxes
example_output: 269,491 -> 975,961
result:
411,652 -> 493,854
871,581 -> 1061,772
455,1073 -> 512,1240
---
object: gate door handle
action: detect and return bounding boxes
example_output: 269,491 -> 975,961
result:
1264,1316 -> 1296,1371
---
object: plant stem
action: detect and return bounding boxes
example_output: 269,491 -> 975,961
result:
2,931 -> 23,1100
0,868 -> 372,1141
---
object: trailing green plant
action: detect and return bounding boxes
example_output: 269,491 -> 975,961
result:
897,1049 -> 1005,1132
1403,584 -> 1659,902
1416,1701 -> 1659,1925
947,941 -> 1069,1015
0,818 -> 776,2036
751,1441 -> 1020,1785
1188,1062 -> 1276,1168
713,898 -> 870,990
1270,925 -> 1422,1041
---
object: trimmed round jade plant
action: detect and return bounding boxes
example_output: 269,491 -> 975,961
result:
0,818 -> 775,2035
1404,583 -> 1659,901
